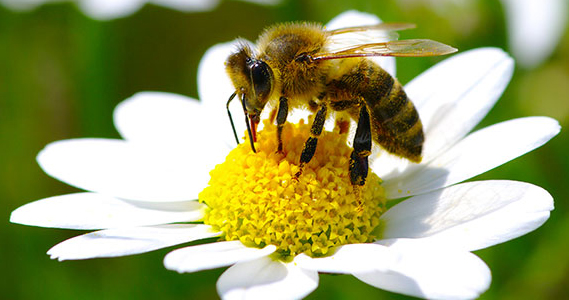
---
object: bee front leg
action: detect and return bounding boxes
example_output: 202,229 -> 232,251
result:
276,96 -> 289,153
350,105 -> 372,186
294,104 -> 327,180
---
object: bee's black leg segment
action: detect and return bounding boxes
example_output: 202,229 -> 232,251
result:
295,104 -> 327,180
300,104 -> 327,164
276,96 -> 289,153
350,105 -> 372,186
299,137 -> 318,166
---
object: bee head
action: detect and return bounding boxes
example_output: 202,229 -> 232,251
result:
225,44 -> 274,149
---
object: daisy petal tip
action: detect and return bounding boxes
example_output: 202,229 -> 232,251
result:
477,47 -> 515,78
46,241 -> 81,262
543,116 -> 562,137
48,253 -> 63,262
9,201 -> 50,228
528,182 -> 555,212
36,141 -> 55,167
459,47 -> 515,78
521,116 -> 561,149
163,254 -> 184,274
8,208 -> 23,225
46,247 -> 65,262
35,140 -> 79,180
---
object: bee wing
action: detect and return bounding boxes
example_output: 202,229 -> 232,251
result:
314,39 -> 458,61
327,23 -> 416,35
326,23 -> 415,53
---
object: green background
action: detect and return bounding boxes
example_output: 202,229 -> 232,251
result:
2,0 -> 568,299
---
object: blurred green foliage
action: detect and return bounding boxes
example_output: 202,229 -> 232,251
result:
1,0 -> 568,299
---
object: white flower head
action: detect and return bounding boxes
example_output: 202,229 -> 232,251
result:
11,10 -> 560,299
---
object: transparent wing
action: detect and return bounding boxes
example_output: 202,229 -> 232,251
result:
326,23 -> 416,53
327,23 -> 416,35
314,39 -> 458,61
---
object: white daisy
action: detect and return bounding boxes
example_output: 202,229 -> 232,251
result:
10,11 -> 560,299
0,0 -> 281,20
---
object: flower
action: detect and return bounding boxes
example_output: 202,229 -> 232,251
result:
10,11 -> 560,299
0,0 -> 281,20
500,0 -> 568,68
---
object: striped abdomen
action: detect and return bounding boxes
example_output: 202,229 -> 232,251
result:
327,58 -> 424,162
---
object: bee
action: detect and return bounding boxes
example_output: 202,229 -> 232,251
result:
225,21 -> 456,186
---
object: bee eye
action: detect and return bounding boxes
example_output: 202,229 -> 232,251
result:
249,60 -> 273,99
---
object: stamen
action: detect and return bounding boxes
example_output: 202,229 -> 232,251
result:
199,120 -> 386,260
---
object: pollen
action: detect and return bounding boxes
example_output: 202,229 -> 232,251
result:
199,120 -> 386,260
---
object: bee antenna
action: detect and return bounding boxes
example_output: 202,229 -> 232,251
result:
226,92 -> 240,145
240,94 -> 257,153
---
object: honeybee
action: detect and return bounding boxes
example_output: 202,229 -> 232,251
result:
225,21 -> 456,186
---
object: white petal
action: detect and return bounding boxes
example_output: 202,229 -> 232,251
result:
37,138 -> 219,202
217,256 -> 318,300
325,10 -> 396,77
197,40 -> 278,144
373,48 -> 514,180
164,241 -> 276,273
371,48 -> 513,179
416,48 -> 514,160
198,41 -> 242,110
197,41 -> 251,147
47,224 -> 220,261
381,180 -> 554,251
114,92 -> 215,146
501,0 -> 568,68
79,0 -> 144,20
295,243 -> 397,274
10,193 -> 205,230
355,239 -> 491,300
383,116 -> 560,198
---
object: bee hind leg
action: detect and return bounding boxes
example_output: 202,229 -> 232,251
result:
350,105 -> 372,211
349,105 -> 372,186
294,104 -> 327,180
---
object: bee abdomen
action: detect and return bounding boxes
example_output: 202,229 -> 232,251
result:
327,59 -> 424,163
370,80 -> 424,162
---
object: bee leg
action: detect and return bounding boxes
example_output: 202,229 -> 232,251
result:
350,105 -> 372,186
276,96 -> 289,153
294,104 -> 327,180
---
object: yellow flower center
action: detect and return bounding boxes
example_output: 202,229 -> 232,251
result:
199,120 -> 386,261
